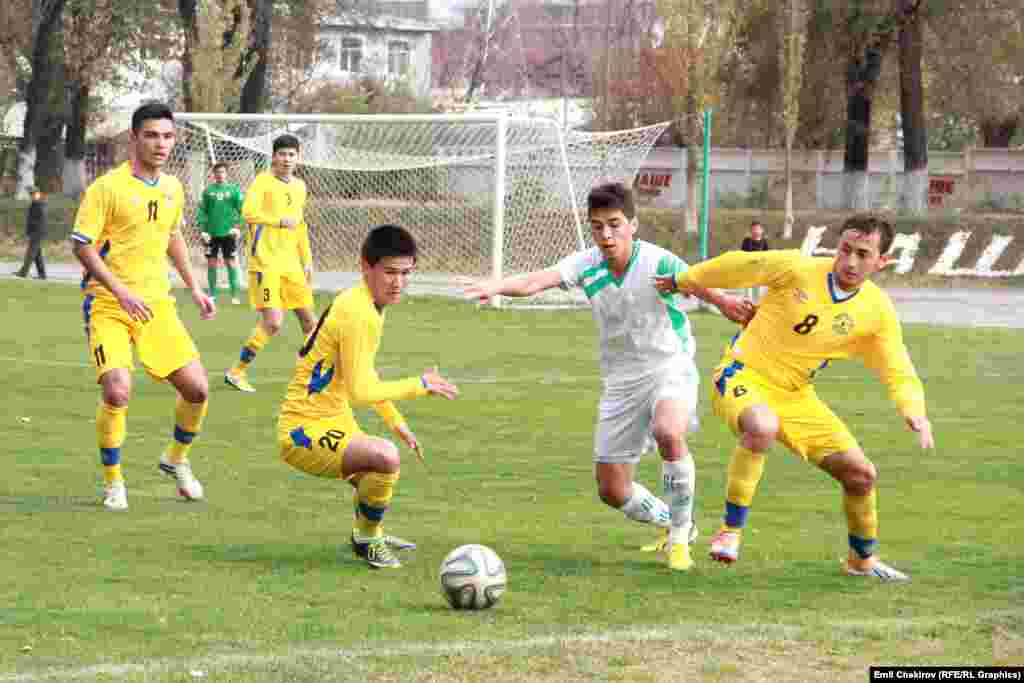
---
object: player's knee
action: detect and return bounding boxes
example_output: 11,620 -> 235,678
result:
845,460 -> 877,495
651,423 -> 684,451
103,384 -> 131,407
261,318 -> 283,336
372,441 -> 401,473
180,378 -> 209,404
596,479 -> 629,508
737,407 -> 779,451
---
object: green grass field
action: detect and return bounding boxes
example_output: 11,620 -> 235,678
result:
1,279 -> 1021,682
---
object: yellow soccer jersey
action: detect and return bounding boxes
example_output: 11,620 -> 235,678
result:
71,162 -> 185,304
678,250 -> 926,417
278,282 -> 428,436
242,172 -> 312,274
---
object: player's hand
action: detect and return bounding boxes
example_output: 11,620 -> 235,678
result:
200,232 -> 212,244
421,367 -> 459,400
114,288 -> 153,323
652,274 -> 678,294
229,227 -> 241,239
191,288 -> 216,320
905,415 -> 934,449
280,216 -> 297,229
716,294 -> 757,326
304,266 -> 314,285
458,277 -> 498,305
393,423 -> 425,464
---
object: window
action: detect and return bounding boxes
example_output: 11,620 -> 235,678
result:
339,36 -> 363,73
387,40 -> 411,77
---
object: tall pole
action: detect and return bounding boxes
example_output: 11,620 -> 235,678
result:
490,111 -> 508,308
700,108 -> 713,262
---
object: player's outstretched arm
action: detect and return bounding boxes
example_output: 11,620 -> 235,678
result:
421,367 -> 459,400
460,269 -> 563,304
73,241 -> 153,322
167,231 -> 215,320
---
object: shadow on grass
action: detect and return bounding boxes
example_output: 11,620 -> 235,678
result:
189,542 -> 371,572
0,494 -> 100,512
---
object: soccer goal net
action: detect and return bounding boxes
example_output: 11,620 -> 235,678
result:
164,113 -> 668,306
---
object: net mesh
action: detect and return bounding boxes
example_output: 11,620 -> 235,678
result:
162,114 -> 668,305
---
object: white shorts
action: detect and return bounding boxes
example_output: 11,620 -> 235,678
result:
593,360 -> 700,465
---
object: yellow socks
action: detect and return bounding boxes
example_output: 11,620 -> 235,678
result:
167,396 -> 208,465
723,446 -> 765,531
235,324 -> 271,371
844,489 -> 879,558
97,402 -> 127,485
354,471 -> 399,538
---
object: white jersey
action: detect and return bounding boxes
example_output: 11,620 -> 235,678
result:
557,240 -> 695,388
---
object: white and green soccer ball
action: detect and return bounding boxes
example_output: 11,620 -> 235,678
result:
439,544 -> 507,610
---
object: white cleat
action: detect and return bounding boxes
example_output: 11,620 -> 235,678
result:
844,559 -> 910,582
159,454 -> 204,501
103,481 -> 128,511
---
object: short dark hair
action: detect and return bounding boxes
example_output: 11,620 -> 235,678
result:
362,224 -> 417,266
588,182 -> 635,221
131,102 -> 174,133
212,162 -> 228,173
839,214 -> 895,255
751,220 -> 762,227
273,134 -> 301,154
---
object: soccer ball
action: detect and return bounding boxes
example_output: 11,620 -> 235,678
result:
439,544 -> 506,610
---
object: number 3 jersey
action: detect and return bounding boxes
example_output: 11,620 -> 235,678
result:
71,162 -> 185,305
678,249 -> 925,417
557,240 -> 696,390
278,282 -> 428,439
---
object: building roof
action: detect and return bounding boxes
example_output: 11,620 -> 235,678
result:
321,11 -> 441,33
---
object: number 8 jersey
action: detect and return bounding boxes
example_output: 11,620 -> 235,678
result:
677,250 -> 924,417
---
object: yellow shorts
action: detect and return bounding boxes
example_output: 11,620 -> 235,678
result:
711,359 -> 859,464
278,414 -> 363,479
249,270 -> 313,311
83,295 -> 199,382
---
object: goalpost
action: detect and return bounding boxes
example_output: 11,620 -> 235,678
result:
163,112 -> 668,306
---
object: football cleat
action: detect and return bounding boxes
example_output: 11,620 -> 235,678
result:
641,524 -> 698,553
224,368 -> 255,393
709,529 -> 741,564
666,538 -> 694,571
844,559 -> 910,582
381,534 -> 416,551
102,481 -> 128,511
159,454 -> 204,501
351,533 -> 402,569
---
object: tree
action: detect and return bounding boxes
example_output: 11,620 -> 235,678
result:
15,0 -> 66,199
62,0 -> 173,196
653,0 -> 740,233
895,0 -> 927,212
237,0 -> 272,113
926,1 -> 1024,148
779,0 -> 807,236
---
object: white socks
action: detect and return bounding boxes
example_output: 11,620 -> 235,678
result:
662,455 -> 696,544
620,482 -> 672,527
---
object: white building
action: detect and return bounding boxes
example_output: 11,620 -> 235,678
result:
315,6 -> 441,98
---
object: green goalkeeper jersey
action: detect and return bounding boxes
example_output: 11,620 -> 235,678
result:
197,182 -> 244,237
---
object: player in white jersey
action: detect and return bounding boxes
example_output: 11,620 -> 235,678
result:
463,182 -> 752,570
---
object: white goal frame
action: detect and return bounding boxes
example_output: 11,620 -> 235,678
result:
175,111 -> 587,306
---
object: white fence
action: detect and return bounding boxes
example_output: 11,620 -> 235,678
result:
635,147 -> 1024,210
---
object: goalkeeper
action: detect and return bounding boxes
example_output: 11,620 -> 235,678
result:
197,162 -> 244,304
